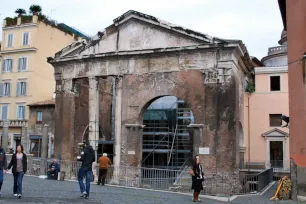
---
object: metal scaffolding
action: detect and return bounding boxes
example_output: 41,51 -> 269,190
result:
142,98 -> 193,170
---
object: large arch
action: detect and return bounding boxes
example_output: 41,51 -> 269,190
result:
140,95 -> 194,169
120,70 -> 207,170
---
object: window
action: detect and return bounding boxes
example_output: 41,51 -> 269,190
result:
270,76 -> 281,91
1,104 -> 8,120
18,57 -> 27,71
37,111 -> 42,122
7,34 -> 13,47
0,81 -> 11,96
270,114 -> 282,127
16,81 -> 27,96
22,32 -> 29,46
17,104 -> 25,120
2,59 -> 13,72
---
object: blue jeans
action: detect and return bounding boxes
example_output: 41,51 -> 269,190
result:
0,169 -> 3,191
47,170 -> 59,180
78,167 -> 92,196
13,172 -> 24,194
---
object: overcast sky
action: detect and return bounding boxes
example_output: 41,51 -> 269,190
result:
0,0 -> 283,59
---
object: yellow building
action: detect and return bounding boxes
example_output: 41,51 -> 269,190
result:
0,14 -> 86,152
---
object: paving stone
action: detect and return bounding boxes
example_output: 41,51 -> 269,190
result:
0,174 -> 301,204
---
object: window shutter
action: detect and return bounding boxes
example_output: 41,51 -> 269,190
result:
16,82 -> 20,96
22,106 -> 25,119
2,60 -> 5,72
8,83 -> 11,96
24,58 -> 27,70
18,58 -> 21,72
0,83 -> 2,96
2,105 -> 7,120
24,82 -> 27,95
10,59 -> 13,72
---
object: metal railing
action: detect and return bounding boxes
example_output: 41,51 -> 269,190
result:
243,160 -> 290,173
4,156 -> 274,196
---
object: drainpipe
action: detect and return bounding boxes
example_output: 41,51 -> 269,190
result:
247,96 -> 250,163
111,77 -> 116,140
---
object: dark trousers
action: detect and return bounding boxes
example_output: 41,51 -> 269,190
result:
98,169 -> 108,185
47,170 -> 59,180
13,172 -> 24,195
0,170 -> 3,191
78,167 -> 92,196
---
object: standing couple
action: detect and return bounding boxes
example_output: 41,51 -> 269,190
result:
0,144 -> 27,199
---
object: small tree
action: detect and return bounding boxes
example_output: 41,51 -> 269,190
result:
15,8 -> 26,17
29,5 -> 42,15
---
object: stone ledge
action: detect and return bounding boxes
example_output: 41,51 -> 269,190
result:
125,124 -> 145,129
187,124 -> 205,128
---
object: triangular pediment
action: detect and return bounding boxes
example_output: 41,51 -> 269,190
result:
262,128 -> 289,137
56,10 -> 236,58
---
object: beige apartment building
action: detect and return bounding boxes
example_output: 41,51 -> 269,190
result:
243,30 -> 289,172
0,13 -> 87,153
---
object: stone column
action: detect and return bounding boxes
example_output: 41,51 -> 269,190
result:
110,77 -> 123,185
124,124 -> 145,187
55,78 -> 75,161
41,124 -> 49,158
2,121 -> 9,153
48,134 -> 52,158
187,124 -> 204,156
21,124 -> 28,153
125,124 -> 145,167
88,77 -> 99,182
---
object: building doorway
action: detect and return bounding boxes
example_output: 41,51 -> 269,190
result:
142,96 -> 194,170
270,141 -> 283,168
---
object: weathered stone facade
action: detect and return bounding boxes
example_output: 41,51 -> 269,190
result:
48,10 -> 254,176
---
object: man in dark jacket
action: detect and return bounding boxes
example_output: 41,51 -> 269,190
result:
47,159 -> 60,180
77,141 -> 95,199
0,146 -> 7,197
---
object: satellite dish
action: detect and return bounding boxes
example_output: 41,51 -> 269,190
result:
52,92 -> 56,99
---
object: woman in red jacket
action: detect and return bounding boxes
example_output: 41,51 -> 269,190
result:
7,144 -> 27,199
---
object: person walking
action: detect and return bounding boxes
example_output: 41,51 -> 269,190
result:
191,155 -> 204,202
77,141 -> 95,199
0,145 -> 7,197
7,144 -> 27,199
97,153 -> 112,185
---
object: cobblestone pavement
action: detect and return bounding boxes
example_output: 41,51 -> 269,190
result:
0,175 -> 303,204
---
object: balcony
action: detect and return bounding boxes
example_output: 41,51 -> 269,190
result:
0,120 -> 28,127
268,45 -> 287,56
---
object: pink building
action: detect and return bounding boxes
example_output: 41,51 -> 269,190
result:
244,31 -> 290,171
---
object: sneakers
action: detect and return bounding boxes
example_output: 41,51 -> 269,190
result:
18,194 -> 22,199
14,194 -> 17,197
80,192 -> 87,198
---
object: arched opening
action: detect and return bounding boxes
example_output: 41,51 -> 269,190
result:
141,96 -> 194,169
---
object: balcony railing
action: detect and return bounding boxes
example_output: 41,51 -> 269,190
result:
0,120 -> 28,127
268,45 -> 287,55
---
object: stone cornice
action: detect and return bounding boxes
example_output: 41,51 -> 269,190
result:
255,66 -> 288,74
50,43 -> 239,64
0,47 -> 37,54
3,23 -> 38,30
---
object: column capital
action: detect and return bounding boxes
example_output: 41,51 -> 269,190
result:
3,120 -> 10,128
125,124 -> 145,130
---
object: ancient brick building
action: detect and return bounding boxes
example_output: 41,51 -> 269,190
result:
48,10 -> 255,176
